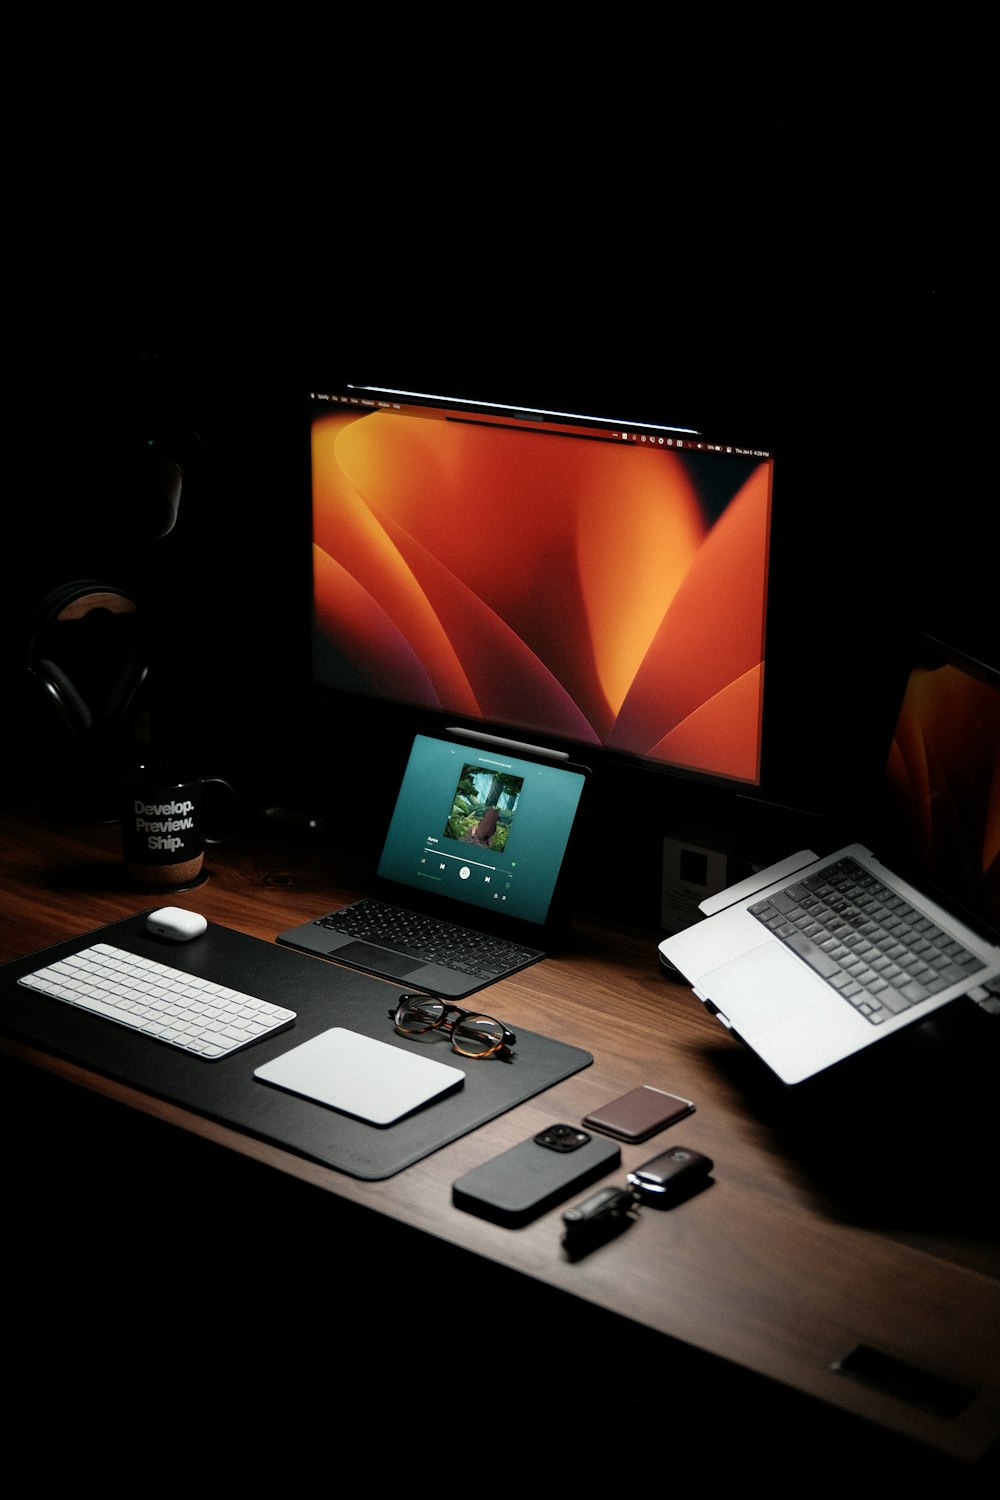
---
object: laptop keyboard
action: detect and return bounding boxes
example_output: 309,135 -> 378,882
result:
315,898 -> 541,980
18,943 -> 297,1058
748,856 -> 986,1024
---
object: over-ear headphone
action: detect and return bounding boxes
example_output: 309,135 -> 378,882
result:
26,580 -> 150,739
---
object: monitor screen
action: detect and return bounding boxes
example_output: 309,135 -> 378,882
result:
882,635 -> 1000,941
308,382 -> 775,787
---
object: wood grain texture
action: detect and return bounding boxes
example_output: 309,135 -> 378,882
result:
1,803 -> 998,1476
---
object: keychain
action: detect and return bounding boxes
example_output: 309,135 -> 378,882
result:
561,1185 -> 641,1256
561,1146 -> 715,1256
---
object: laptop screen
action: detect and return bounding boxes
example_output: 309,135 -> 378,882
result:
376,732 -> 588,928
881,636 -> 1000,942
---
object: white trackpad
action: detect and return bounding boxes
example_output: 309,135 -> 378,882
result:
700,943 -> 827,1035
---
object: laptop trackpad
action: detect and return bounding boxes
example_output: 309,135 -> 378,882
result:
336,941 -> 419,978
701,942 -> 826,1034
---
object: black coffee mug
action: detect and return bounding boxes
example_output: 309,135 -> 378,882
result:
120,765 -> 238,889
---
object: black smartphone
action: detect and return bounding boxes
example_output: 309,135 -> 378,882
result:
452,1124 -> 621,1227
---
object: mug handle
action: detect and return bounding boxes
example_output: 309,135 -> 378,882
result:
202,776 -> 239,844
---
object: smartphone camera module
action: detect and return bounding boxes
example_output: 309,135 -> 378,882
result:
535,1124 -> 591,1152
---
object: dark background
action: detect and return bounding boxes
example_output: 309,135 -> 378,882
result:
4,107 -> 992,926
4,68 -> 1000,1496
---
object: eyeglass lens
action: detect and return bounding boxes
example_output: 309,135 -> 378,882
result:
395,997 -> 507,1057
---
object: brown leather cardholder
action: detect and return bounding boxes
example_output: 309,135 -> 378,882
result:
582,1084 -> 694,1143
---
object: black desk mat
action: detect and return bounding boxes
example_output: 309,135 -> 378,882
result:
0,914 -> 592,1179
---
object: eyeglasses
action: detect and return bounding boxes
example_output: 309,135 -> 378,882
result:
389,994 -> 516,1058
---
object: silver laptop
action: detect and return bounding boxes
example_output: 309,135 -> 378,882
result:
659,636 -> 1000,1085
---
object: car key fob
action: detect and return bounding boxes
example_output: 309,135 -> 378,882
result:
626,1145 -> 713,1205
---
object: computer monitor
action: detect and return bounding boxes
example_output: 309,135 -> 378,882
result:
308,381 -> 775,788
882,634 -> 1000,945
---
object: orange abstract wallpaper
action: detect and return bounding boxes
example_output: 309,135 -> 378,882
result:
311,408 -> 772,784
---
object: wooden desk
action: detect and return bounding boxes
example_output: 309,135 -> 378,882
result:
2,804 -> 998,1490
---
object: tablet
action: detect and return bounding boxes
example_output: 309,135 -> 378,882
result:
254,1027 -> 465,1125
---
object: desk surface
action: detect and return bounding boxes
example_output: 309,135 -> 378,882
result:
2,804 -> 999,1483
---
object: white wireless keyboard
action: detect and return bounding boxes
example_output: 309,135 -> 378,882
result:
18,942 -> 296,1059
